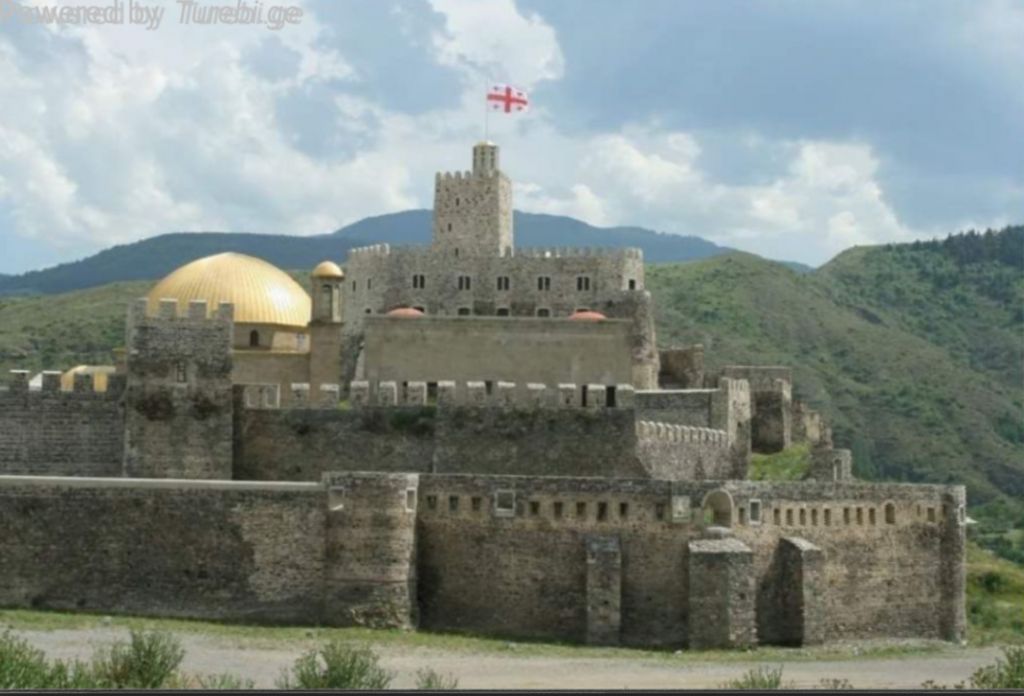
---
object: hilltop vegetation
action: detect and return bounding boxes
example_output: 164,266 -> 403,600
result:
0,226 -> 1020,559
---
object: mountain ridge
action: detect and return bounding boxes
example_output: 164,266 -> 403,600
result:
0,211 -> 808,296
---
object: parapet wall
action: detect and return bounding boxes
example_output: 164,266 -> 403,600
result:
0,371 -> 125,477
635,421 -> 731,480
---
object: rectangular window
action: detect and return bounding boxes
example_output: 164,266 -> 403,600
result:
536,308 -> 551,317
927,507 -> 936,522
529,501 -> 540,516
824,508 -> 832,526
553,501 -> 564,518
449,496 -> 459,512
471,496 -> 482,512
457,307 -> 471,316
628,279 -> 637,290
869,507 -> 876,525
576,276 -> 591,291
367,278 -> 372,290
497,276 -> 510,291
619,502 -> 629,518
774,508 -> 781,525
458,275 -> 471,291
405,489 -> 417,512
597,502 -> 608,521
738,507 -> 746,525
749,500 -> 762,524
412,274 -> 426,289
427,495 -> 437,511
537,276 -> 551,291
844,507 -> 851,525
494,490 -> 515,516
352,280 -> 357,292
655,503 -> 666,520
175,362 -> 187,383
496,307 -> 510,316
576,501 -> 587,518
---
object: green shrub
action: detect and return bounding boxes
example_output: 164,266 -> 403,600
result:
416,667 -> 459,689
0,630 -> 96,689
722,665 -> 785,689
91,629 -> 185,689
277,640 -> 393,689
968,646 -> 1024,689
0,630 -> 56,689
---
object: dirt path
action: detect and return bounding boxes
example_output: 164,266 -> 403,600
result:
10,626 -> 1002,689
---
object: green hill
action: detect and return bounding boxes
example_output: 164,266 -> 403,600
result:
0,227 -> 1020,559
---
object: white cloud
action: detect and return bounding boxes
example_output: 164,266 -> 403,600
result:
428,0 -> 564,89
0,0 -> 940,270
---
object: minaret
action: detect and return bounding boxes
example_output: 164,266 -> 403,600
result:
432,142 -> 513,257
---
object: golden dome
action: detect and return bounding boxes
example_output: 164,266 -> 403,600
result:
147,253 -> 311,328
312,260 -> 344,278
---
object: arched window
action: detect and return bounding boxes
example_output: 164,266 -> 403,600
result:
701,489 -> 734,527
249,330 -> 260,347
321,284 -> 333,316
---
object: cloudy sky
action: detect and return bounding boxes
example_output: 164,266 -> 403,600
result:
0,0 -> 1021,272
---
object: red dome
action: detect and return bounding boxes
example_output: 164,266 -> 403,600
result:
385,307 -> 424,318
569,310 -> 606,321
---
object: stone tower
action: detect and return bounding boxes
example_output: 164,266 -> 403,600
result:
309,261 -> 345,388
122,298 -> 234,479
432,142 -> 513,257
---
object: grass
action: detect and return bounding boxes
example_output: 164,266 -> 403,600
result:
966,543 -> 1024,645
750,443 -> 811,481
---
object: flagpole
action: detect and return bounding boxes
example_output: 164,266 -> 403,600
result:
483,83 -> 490,142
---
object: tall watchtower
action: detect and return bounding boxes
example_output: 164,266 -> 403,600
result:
432,142 -> 513,257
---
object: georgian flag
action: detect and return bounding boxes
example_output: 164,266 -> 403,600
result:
487,84 -> 529,113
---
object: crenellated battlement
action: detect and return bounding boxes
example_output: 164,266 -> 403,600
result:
2,370 -> 126,399
347,380 -> 637,410
347,243 -> 392,258
128,297 -> 235,323
514,246 -> 643,260
636,420 -> 729,447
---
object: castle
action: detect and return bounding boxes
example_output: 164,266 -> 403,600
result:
0,143 -> 965,649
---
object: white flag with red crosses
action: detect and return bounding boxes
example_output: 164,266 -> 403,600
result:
487,84 -> 529,113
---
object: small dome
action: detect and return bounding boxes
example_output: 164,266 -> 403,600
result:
312,260 -> 344,278
569,310 -> 606,321
385,307 -> 425,318
147,252 -> 311,328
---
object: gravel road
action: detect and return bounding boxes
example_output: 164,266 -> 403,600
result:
9,626 -> 1003,689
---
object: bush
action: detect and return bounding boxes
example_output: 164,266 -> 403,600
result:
968,646 -> 1024,689
416,667 -> 459,689
91,629 -> 185,689
0,630 -> 96,689
277,640 -> 393,689
722,665 -> 785,689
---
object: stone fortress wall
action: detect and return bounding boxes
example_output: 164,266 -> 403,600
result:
233,380 -> 733,482
0,471 -> 966,648
0,371 -> 125,477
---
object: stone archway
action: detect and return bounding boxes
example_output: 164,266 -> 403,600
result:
701,489 -> 734,527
